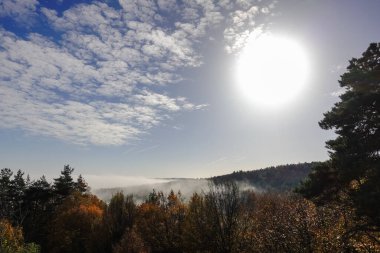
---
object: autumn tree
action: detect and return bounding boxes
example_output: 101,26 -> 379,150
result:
163,190 -> 186,251
103,193 -> 147,253
0,219 -> 40,253
298,43 -> 380,233
102,192 -> 137,252
112,228 -> 145,253
48,192 -> 105,253
137,190 -> 186,253
206,182 -> 242,253
183,182 -> 242,253
183,192 -> 211,252
243,193 -> 318,253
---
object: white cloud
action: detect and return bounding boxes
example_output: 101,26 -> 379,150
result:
157,0 -> 177,11
119,0 -> 160,24
236,0 -> 255,10
222,1 -> 276,54
0,26 -> 201,145
0,0 -> 274,146
0,0 -> 38,24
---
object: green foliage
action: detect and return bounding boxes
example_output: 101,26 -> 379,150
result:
295,162 -> 337,204
53,165 -> 76,200
0,168 -> 13,219
298,43 -> 380,230
75,174 -> 89,194
10,170 -> 27,225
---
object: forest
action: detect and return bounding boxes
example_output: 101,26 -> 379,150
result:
0,44 -> 379,253
0,165 -> 379,253
211,162 -> 316,191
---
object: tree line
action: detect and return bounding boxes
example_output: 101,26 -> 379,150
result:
0,165 -> 88,252
1,166 -> 379,253
212,162 -> 316,191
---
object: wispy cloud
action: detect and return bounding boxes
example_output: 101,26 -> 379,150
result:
224,1 -> 275,54
0,0 -> 274,146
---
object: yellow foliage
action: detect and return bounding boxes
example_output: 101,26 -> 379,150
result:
0,219 -> 24,252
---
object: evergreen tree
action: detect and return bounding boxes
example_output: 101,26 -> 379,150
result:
0,168 -> 13,219
53,165 -> 75,200
10,170 -> 27,225
75,174 -> 89,194
298,43 -> 380,230
23,176 -> 54,252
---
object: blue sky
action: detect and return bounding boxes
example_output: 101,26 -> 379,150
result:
1,0 -> 379,187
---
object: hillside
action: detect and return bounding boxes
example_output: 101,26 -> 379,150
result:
95,162 -> 318,202
211,162 -> 318,192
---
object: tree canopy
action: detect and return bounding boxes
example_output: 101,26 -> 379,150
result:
298,43 -> 380,230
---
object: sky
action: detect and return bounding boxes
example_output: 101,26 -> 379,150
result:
0,0 -> 379,187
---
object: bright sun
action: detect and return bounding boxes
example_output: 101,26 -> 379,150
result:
235,33 -> 310,107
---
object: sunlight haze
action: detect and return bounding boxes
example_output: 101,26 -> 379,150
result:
235,32 -> 310,107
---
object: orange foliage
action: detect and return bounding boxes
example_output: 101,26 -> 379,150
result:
79,203 -> 103,216
136,190 -> 186,252
48,192 -> 105,253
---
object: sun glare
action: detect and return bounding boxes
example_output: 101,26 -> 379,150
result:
235,33 -> 310,107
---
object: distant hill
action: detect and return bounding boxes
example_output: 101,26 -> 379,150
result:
94,162 -> 318,201
211,162 -> 318,192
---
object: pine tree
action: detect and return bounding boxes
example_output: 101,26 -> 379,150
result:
298,43 -> 380,230
53,165 -> 75,200
10,170 -> 27,225
75,174 -> 89,194
23,176 -> 54,250
0,168 -> 13,219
